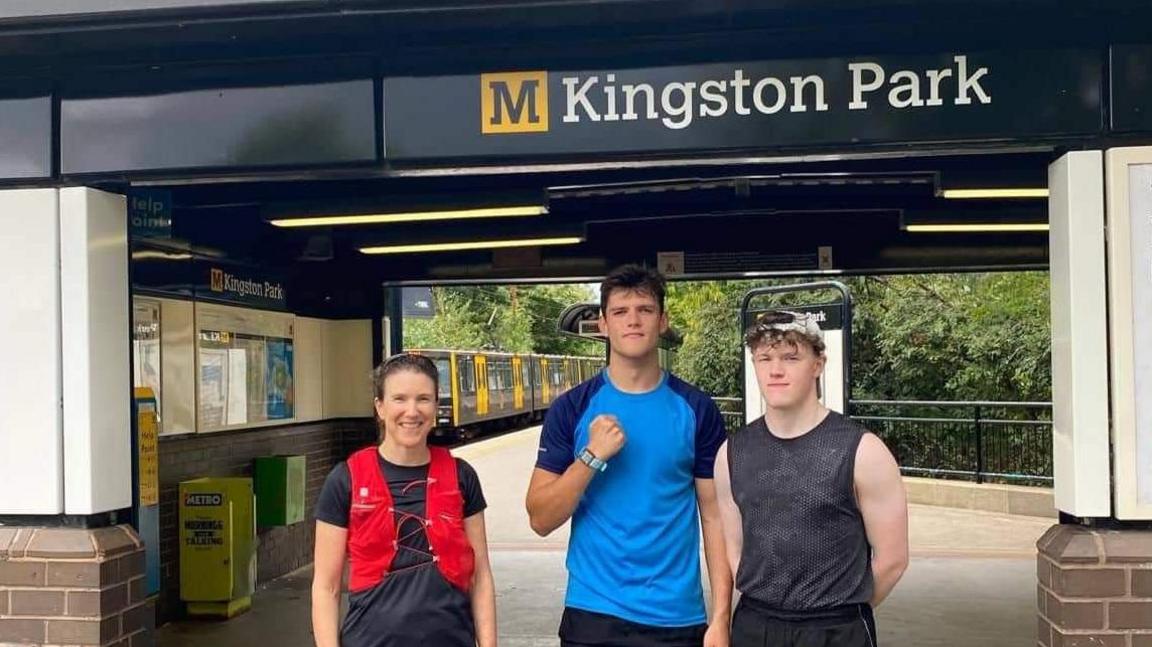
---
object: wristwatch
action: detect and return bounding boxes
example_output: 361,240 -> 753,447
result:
578,447 -> 608,472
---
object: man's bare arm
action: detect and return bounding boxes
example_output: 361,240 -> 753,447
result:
696,477 -> 733,647
527,413 -> 626,536
525,465 -> 597,536
713,441 -> 744,578
855,432 -> 909,607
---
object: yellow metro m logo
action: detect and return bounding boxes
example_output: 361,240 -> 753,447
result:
210,269 -> 224,292
481,71 -> 549,134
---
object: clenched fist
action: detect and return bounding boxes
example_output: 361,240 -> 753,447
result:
587,414 -> 627,461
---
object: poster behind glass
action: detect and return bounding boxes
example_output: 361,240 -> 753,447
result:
132,298 -> 162,418
196,304 -> 294,432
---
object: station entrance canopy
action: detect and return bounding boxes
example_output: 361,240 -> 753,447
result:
0,4 -> 1148,298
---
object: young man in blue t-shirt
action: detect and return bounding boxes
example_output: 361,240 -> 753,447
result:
526,265 -> 731,647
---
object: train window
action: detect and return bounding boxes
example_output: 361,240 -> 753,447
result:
434,358 -> 451,398
458,356 -> 475,393
489,360 -> 501,390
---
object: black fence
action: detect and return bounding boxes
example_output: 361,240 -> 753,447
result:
713,397 -> 746,435
713,398 -> 1053,486
852,400 -> 1053,486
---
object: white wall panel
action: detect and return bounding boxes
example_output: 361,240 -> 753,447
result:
60,187 -> 131,515
1105,146 -> 1152,520
324,319 -> 373,418
1049,151 -> 1111,517
159,298 -> 196,436
0,189 -> 63,514
295,316 -> 324,422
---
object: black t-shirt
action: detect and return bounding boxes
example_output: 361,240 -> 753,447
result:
315,453 -> 487,647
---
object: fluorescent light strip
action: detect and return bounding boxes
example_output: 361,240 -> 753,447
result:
360,236 -> 583,254
269,205 -> 547,227
941,188 -> 1049,199
131,250 -> 194,260
905,223 -> 1049,233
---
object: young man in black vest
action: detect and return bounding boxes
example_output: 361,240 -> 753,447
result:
715,310 -> 908,646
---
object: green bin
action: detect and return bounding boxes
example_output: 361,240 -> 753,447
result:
254,455 -> 306,526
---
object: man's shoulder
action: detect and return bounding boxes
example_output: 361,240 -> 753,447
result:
556,373 -> 606,405
664,373 -> 719,409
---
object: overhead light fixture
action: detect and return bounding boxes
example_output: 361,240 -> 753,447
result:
269,205 -> 548,228
941,188 -> 1048,199
131,250 -> 194,260
359,236 -> 583,255
905,223 -> 1049,233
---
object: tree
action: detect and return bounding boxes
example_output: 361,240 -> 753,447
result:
403,284 -> 601,356
665,272 -> 1051,404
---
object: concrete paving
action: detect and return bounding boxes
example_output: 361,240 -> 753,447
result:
158,426 -> 1053,646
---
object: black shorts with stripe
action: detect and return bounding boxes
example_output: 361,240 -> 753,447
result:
731,596 -> 878,647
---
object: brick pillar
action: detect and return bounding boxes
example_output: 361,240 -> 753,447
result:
0,525 -> 154,647
1037,524 -> 1152,647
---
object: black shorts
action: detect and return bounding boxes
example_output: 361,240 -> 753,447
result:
731,597 -> 877,647
559,606 -> 709,647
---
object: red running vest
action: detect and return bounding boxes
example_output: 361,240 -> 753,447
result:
346,445 -> 475,593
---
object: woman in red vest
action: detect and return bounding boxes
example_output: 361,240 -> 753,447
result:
311,353 -> 496,647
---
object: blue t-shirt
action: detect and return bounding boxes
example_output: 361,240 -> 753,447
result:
535,370 -> 726,627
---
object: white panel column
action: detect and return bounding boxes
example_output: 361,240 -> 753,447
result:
1048,151 -> 1111,517
60,187 -> 131,515
1105,146 -> 1152,520
0,189 -> 63,514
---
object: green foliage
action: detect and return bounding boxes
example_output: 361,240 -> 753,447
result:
403,284 -> 602,356
664,280 -> 757,398
403,272 -> 1053,406
848,272 -> 1051,403
666,272 -> 1052,403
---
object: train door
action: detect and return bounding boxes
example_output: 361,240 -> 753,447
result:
531,357 -> 543,410
540,358 -> 551,404
512,356 -> 524,409
475,354 -> 489,416
492,357 -> 507,413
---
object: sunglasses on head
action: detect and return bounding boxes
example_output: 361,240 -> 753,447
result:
752,310 -> 822,336
381,352 -> 435,369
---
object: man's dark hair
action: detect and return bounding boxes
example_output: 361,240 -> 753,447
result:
599,264 -> 667,314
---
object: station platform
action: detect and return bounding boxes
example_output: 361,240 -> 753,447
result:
159,426 -> 1052,647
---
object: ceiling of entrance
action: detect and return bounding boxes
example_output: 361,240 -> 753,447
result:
132,148 -> 1051,287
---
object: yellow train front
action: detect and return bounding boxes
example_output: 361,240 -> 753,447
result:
410,349 -> 605,440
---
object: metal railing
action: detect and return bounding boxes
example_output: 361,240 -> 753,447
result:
711,398 -> 1053,486
712,397 -> 746,435
851,400 -> 1052,486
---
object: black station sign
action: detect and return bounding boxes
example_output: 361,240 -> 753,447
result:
383,49 -> 1103,161
1111,45 -> 1152,132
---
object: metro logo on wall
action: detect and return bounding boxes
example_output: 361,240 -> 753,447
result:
482,71 -> 549,133
385,49 -> 1101,159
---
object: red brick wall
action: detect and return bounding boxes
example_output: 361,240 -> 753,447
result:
0,526 -> 152,647
1037,525 -> 1152,646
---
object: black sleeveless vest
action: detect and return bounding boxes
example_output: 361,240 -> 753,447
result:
728,411 -> 874,610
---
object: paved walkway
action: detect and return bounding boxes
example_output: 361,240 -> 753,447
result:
159,426 -> 1052,646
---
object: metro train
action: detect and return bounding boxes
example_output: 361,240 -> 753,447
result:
409,349 -> 605,439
